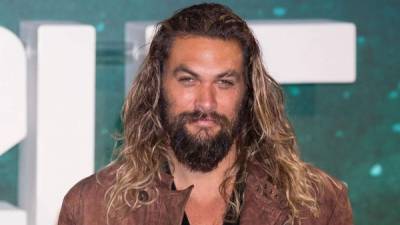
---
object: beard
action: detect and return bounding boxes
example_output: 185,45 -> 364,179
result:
160,94 -> 244,173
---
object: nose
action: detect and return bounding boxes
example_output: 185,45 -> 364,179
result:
194,83 -> 217,112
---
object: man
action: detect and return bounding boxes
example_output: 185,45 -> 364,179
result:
58,3 -> 352,225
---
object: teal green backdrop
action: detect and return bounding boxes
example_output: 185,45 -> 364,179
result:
0,0 -> 399,224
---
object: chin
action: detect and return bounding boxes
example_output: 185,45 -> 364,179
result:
187,126 -> 220,139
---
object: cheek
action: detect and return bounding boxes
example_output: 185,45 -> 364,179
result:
163,84 -> 195,115
175,91 -> 194,105
217,90 -> 245,119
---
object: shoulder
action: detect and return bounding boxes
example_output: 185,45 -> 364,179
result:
63,163 -> 119,202
58,163 -> 119,225
308,165 -> 348,199
304,165 -> 353,225
245,161 -> 352,224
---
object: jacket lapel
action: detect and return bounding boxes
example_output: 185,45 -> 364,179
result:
138,171 -> 193,225
240,163 -> 290,225
160,185 -> 194,225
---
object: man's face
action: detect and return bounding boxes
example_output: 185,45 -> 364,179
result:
161,36 -> 247,172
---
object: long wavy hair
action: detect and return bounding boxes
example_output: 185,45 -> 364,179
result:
106,3 -> 327,224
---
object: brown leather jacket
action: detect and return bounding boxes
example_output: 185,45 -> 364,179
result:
58,162 -> 353,225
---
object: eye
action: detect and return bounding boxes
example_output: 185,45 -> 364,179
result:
217,79 -> 234,88
178,76 -> 196,86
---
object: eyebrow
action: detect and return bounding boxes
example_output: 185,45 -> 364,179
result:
173,65 -> 200,79
173,64 -> 241,80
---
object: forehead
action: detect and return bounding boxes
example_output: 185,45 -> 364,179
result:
165,35 -> 244,75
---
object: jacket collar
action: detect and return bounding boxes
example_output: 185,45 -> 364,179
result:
152,161 -> 290,225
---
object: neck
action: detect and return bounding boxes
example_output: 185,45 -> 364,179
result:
168,145 -> 239,225
169,144 -> 237,201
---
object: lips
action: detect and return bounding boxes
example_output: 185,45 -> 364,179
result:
191,117 -> 217,127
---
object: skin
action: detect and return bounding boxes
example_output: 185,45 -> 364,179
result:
162,36 -> 246,225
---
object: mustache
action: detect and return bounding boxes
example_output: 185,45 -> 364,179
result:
176,110 -> 230,126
